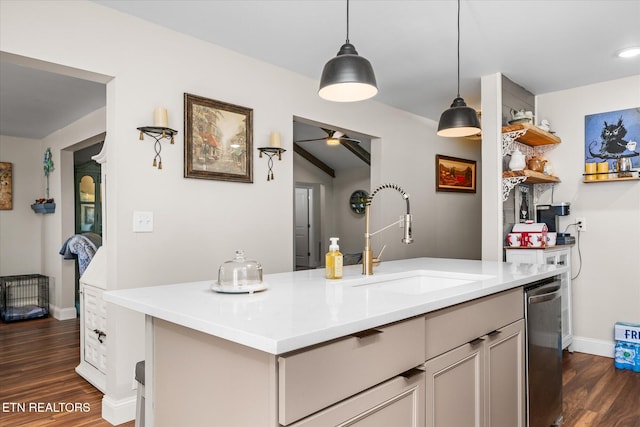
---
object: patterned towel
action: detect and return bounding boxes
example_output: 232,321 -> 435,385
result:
59,233 -> 102,275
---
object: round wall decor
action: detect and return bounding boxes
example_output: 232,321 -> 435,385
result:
349,190 -> 369,214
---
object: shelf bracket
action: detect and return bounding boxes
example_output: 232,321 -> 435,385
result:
502,130 -> 527,156
534,183 -> 555,199
502,176 -> 527,201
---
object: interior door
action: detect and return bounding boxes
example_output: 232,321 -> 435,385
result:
75,161 -> 102,236
295,187 -> 310,268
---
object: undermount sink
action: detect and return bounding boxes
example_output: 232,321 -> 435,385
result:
343,270 -> 494,295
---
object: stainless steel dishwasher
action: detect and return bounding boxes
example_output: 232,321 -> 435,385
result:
525,276 -> 563,427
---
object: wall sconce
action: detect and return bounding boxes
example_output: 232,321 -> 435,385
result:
137,107 -> 178,169
257,132 -> 286,181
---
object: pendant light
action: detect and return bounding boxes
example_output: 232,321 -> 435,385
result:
437,0 -> 481,137
318,0 -> 378,102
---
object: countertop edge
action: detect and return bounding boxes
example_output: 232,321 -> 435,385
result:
104,260 -> 568,354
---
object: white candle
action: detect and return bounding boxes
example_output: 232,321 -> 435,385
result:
270,132 -> 281,148
153,108 -> 168,128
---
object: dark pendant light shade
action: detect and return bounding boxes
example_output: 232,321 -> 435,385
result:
437,96 -> 481,137
437,0 -> 481,137
318,0 -> 378,102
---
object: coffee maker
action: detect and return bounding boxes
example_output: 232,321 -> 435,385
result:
536,202 -> 575,244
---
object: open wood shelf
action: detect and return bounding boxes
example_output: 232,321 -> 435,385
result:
503,169 -> 561,184
582,170 -> 639,183
502,123 -> 561,146
583,176 -> 640,183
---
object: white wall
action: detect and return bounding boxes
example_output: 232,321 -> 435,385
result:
1,0 -> 481,422
40,108 -> 107,318
334,167 -> 370,255
536,75 -> 640,356
293,151 -> 336,267
0,136 -> 43,275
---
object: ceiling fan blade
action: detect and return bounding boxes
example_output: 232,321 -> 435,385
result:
293,138 -> 326,143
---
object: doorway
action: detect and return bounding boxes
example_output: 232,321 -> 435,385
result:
294,184 -> 321,270
292,119 -> 372,270
71,142 -> 103,313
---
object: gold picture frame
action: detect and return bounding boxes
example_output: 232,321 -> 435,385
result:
184,93 -> 253,183
436,155 -> 477,193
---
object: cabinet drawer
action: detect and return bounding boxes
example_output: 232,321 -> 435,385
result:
425,288 -> 523,360
278,316 -> 425,425
290,370 -> 425,427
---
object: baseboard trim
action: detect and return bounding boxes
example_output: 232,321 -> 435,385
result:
102,394 -> 136,425
50,305 -> 77,320
571,336 -> 614,358
75,362 -> 106,394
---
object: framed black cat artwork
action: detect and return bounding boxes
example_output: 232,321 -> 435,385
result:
585,107 -> 640,171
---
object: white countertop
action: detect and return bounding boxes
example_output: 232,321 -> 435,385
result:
104,257 -> 567,355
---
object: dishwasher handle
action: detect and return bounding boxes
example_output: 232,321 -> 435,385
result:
528,287 -> 561,305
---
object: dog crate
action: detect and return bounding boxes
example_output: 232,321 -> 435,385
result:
0,274 -> 50,322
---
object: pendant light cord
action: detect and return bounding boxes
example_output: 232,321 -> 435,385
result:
345,0 -> 350,44
456,0 -> 461,98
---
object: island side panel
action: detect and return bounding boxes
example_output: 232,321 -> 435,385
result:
153,318 -> 278,427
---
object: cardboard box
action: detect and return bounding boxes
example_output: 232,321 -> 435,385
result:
511,222 -> 548,247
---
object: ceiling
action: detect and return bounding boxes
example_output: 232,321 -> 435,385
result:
1,1 -> 638,165
293,121 -> 371,172
0,61 -> 106,140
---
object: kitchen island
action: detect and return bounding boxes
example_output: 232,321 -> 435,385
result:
104,257 -> 567,427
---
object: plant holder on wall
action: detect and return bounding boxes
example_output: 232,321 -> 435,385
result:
32,148 -> 56,214
31,201 -> 56,214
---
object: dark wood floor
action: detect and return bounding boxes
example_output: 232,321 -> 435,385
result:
562,349 -> 640,427
1,316 -> 639,426
0,316 -> 134,427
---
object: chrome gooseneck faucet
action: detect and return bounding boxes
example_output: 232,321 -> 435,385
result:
363,183 -> 413,275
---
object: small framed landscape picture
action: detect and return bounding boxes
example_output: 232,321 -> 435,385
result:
0,162 -> 12,210
436,155 -> 477,193
184,93 -> 253,183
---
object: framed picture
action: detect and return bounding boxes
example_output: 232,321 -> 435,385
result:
436,155 -> 477,193
184,93 -> 253,183
585,107 -> 640,168
0,162 -> 12,210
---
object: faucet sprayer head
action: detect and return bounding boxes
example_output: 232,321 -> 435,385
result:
402,213 -> 413,244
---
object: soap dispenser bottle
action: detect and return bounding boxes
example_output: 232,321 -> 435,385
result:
325,237 -> 343,280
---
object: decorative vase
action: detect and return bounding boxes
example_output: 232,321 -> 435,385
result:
509,148 -> 526,171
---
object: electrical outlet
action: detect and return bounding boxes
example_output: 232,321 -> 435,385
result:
576,217 -> 586,232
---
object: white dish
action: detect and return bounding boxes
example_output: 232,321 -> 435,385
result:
211,281 -> 268,294
508,118 -> 532,125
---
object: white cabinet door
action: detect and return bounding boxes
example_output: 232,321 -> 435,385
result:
424,319 -> 525,427
424,342 -> 484,427
555,250 -> 573,350
485,319 -> 525,427
291,372 -> 425,427
83,285 -> 107,373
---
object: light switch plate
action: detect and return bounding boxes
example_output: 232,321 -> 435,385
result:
133,211 -> 153,232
